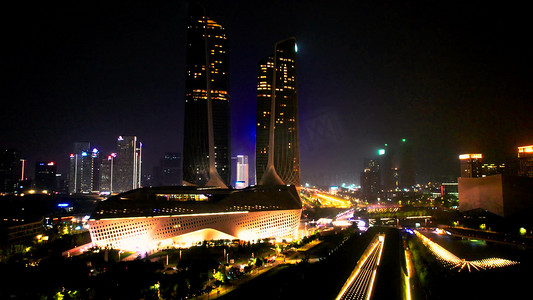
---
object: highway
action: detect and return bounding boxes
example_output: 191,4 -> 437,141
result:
336,235 -> 384,300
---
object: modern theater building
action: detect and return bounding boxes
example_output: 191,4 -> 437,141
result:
88,185 -> 302,251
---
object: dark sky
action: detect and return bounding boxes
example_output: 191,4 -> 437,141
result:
2,0 -> 532,185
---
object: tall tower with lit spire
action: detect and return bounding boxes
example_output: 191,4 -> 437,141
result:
256,38 -> 300,186
182,2 -> 230,187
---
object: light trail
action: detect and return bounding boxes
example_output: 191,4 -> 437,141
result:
415,230 -> 519,272
316,193 -> 351,208
336,235 -> 384,300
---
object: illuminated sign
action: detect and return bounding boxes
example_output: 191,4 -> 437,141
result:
58,203 -> 69,207
378,149 -> 385,155
459,154 -> 482,160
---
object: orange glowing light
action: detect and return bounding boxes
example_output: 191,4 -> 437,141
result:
518,145 -> 533,153
459,154 -> 482,160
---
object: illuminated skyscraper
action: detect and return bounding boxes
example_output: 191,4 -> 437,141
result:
182,2 -> 230,187
153,152 -> 182,186
99,153 -> 116,194
236,155 -> 249,188
380,139 -> 415,191
518,145 -> 533,177
459,153 -> 483,178
398,138 -> 416,189
0,148 -> 23,194
360,159 -> 381,202
113,136 -> 142,193
69,143 -> 99,194
35,161 -> 57,192
256,38 -> 300,186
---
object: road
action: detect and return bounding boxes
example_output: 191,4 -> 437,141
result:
336,235 -> 384,300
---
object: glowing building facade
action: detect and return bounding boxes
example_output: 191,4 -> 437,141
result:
459,153 -> 483,178
256,38 -> 300,186
0,148 -> 23,194
236,154 -> 249,188
88,185 -> 302,251
113,136 -> 142,193
518,145 -> 533,178
68,143 -> 100,194
360,159 -> 381,202
34,161 -> 57,193
182,3 -> 230,187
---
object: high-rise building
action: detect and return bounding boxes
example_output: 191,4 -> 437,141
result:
113,136 -> 142,193
398,139 -> 416,189
182,3 -> 230,187
68,143 -> 99,194
518,145 -> 533,178
153,152 -> 182,186
256,38 -> 300,186
380,139 -> 415,191
459,153 -> 483,178
481,163 -> 506,176
34,161 -> 57,192
380,144 -> 401,192
99,153 -> 116,194
360,159 -> 381,202
236,155 -> 249,188
0,148 -> 23,194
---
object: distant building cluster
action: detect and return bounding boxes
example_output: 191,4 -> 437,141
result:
68,137 -> 142,195
458,145 -> 533,217
359,139 -> 416,202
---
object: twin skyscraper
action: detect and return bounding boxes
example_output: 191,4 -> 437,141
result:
182,3 -> 300,188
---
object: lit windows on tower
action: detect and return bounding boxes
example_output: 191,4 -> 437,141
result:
518,145 -> 533,177
459,153 -> 483,178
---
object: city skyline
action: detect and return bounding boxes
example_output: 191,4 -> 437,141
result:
2,0 -> 532,185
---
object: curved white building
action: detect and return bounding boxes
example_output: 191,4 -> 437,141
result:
88,185 -> 302,251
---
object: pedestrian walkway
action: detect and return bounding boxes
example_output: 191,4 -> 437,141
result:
196,261 -> 281,299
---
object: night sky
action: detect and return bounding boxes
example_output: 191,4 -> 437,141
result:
2,0 -> 532,185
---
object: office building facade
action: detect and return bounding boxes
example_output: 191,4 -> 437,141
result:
459,153 -> 483,178
153,152 -> 182,186
360,159 -> 381,202
34,161 -> 57,193
0,149 -> 23,194
68,143 -> 99,194
518,145 -> 533,178
113,136 -> 142,193
236,154 -> 249,188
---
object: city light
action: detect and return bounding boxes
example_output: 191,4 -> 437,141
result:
415,230 -> 519,272
315,193 -> 351,208
459,153 -> 482,160
518,145 -> 533,153
335,234 -> 384,300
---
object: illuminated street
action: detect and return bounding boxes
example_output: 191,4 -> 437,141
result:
315,193 -> 352,208
336,235 -> 384,300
